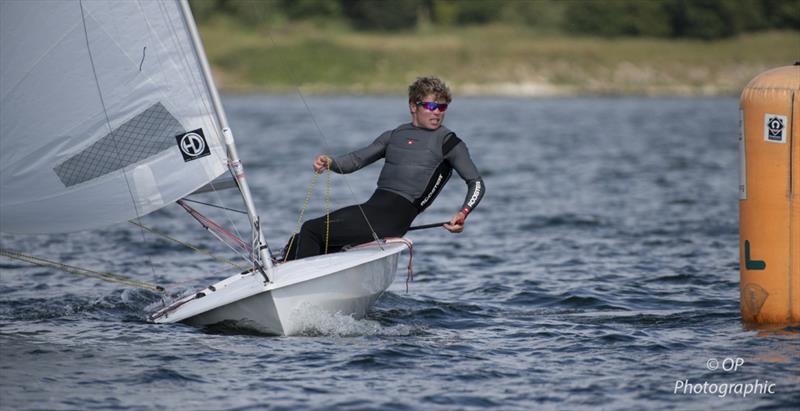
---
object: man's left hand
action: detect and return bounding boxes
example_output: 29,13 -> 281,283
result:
444,211 -> 467,233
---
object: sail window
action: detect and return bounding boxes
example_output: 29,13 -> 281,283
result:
54,102 -> 183,187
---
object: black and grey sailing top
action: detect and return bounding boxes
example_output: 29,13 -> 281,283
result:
330,123 -> 485,215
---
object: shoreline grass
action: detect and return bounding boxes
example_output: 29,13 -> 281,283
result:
197,20 -> 799,96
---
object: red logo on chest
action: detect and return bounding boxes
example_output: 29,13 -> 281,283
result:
407,138 -> 414,145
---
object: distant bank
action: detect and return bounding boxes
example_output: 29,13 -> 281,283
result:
197,22 -> 799,96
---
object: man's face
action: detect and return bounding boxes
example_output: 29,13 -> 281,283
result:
410,94 -> 447,130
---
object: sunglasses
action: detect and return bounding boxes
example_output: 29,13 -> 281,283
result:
416,101 -> 449,112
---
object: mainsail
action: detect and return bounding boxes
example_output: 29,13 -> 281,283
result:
0,0 -> 228,233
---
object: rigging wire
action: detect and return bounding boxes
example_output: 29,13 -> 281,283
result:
176,200 -> 254,264
180,198 -> 248,215
128,220 -> 248,271
250,4 -> 383,249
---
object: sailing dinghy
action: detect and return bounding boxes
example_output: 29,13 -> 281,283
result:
0,0 -> 408,335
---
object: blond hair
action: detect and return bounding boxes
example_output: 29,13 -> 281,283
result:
408,76 -> 452,104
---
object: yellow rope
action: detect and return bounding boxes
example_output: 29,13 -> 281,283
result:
324,163 -> 331,254
284,170 -> 320,260
128,220 -> 248,271
0,248 -> 165,292
284,167 -> 332,260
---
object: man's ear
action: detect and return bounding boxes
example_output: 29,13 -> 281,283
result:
409,102 -> 417,114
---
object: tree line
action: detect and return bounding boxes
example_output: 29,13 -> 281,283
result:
190,0 -> 799,39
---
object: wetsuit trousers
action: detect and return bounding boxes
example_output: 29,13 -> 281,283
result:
283,189 -> 418,261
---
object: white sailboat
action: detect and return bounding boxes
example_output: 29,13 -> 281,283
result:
0,0 -> 408,335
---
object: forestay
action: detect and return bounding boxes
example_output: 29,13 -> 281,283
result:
0,0 -> 227,233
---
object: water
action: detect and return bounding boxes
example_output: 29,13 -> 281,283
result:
1,96 -> 798,410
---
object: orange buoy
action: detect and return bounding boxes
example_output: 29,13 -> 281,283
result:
739,64 -> 800,325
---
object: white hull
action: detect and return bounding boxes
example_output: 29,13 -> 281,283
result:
150,241 -> 408,335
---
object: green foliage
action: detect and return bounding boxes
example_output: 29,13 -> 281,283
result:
761,0 -> 800,29
564,0 -> 797,39
189,0 -> 279,26
665,0 -> 743,39
188,0 -> 217,22
499,0 -> 566,29
431,0 -> 458,25
280,0 -> 342,20
341,0 -> 420,31
430,0 -> 564,28
188,0 -> 799,37
564,0 -> 671,37
452,0 -> 503,24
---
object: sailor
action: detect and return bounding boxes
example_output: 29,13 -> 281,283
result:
283,76 -> 485,261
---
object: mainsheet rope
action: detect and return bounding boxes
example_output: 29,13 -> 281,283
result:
284,165 -> 332,261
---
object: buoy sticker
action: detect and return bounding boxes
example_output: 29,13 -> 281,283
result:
763,113 -> 787,143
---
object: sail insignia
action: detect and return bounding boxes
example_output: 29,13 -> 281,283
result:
176,128 -> 211,162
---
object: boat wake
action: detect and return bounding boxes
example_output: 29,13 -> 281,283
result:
289,305 -> 415,337
196,303 -> 417,337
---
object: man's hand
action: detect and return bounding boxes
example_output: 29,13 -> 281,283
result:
443,210 -> 467,233
313,155 -> 332,173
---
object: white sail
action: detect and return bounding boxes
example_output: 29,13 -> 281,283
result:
0,0 -> 228,234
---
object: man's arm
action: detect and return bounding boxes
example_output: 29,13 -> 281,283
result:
443,136 -> 485,232
318,131 -> 391,174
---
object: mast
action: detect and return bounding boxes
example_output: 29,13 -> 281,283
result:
178,0 -> 274,280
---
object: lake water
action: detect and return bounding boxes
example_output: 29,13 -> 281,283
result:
1,96 -> 798,410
